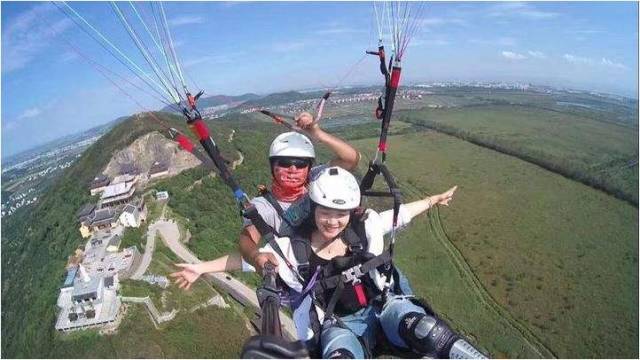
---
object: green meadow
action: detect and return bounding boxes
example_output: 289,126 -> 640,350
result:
352,130 -> 638,358
397,104 -> 638,204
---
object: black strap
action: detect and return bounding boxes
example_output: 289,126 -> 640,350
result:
240,336 -> 309,359
262,191 -> 296,229
257,263 -> 282,337
316,250 -> 392,292
359,163 -> 402,240
341,226 -> 365,254
242,205 -> 279,238
241,203 -> 307,284
323,277 -> 344,322
291,236 -> 311,282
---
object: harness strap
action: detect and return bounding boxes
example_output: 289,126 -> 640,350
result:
316,250 -> 392,291
323,277 -> 345,322
291,237 -> 311,281
241,202 -> 308,285
242,205 -> 279,238
261,190 -> 296,229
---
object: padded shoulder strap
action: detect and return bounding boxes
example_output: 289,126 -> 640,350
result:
291,235 -> 311,282
342,211 -> 368,254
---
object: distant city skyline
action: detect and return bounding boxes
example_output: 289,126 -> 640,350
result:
2,1 -> 638,157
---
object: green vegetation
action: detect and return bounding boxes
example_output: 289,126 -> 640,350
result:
50,302 -> 248,358
352,131 -> 638,358
397,104 -> 638,204
0,112 -> 251,358
120,223 -> 146,250
48,236 -> 250,359
2,88 -> 637,358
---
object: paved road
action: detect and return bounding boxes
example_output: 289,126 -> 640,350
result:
153,219 -> 298,340
130,225 -> 157,280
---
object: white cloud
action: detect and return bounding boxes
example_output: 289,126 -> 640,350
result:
18,108 -> 42,120
527,50 -> 546,59
501,51 -> 527,60
59,51 -> 80,63
168,15 -> 205,27
569,29 -> 605,35
220,2 -> 243,8
563,54 -> 628,70
487,2 -> 558,20
563,54 -> 594,65
600,58 -> 628,70
2,4 -> 73,73
4,121 -> 19,131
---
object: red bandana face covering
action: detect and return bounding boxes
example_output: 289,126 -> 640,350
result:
271,165 -> 310,202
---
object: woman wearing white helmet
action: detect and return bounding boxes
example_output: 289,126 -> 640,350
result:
252,167 -> 484,359
171,112 -> 360,286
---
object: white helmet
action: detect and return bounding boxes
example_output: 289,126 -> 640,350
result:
309,166 -> 361,210
269,132 -> 315,160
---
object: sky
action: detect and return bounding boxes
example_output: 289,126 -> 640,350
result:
1,1 -> 638,158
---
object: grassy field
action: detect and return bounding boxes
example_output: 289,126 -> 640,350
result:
50,234 -> 250,358
352,131 -> 638,358
397,104 -> 638,204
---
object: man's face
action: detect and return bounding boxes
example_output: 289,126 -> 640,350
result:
272,157 -> 311,188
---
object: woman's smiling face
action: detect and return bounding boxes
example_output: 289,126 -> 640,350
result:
314,205 -> 351,240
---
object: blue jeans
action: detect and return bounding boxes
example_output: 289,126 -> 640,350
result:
320,272 -> 422,358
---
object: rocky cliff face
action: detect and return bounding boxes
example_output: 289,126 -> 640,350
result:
102,131 -> 201,178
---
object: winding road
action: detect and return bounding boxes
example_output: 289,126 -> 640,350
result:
130,224 -> 157,280
150,219 -> 298,340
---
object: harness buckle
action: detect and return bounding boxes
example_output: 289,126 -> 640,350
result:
342,265 -> 365,284
348,244 -> 364,253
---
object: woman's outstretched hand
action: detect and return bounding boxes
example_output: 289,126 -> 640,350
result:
431,186 -> 458,206
170,263 -> 203,290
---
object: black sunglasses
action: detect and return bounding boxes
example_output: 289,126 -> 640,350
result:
274,158 -> 311,169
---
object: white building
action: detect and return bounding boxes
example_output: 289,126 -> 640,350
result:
119,204 -> 141,228
156,191 -> 169,201
55,266 -> 121,332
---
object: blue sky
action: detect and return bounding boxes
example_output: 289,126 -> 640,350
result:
1,1 -> 638,158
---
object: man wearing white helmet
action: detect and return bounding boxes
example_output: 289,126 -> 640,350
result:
171,112 -> 360,284
253,167 -> 485,359
237,112 -> 360,274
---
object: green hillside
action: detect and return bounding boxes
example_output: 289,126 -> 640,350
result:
49,229 -> 250,358
1,112 -> 214,358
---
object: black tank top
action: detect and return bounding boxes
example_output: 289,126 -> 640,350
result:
308,250 -> 330,269
309,249 -> 373,316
